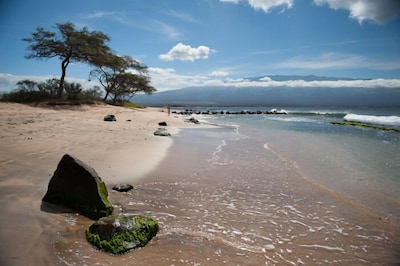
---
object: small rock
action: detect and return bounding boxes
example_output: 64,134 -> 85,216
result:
158,121 -> 167,126
104,114 -> 116,121
112,184 -> 133,192
184,117 -> 200,124
154,128 -> 171,136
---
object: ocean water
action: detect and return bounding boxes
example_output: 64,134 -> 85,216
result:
56,107 -> 400,265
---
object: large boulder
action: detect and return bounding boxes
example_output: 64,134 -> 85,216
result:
42,154 -> 113,220
85,215 -> 159,255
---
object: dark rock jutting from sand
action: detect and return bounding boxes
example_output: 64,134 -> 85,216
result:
158,121 -> 167,126
104,114 -> 117,121
85,214 -> 159,255
42,154 -> 113,220
112,183 -> 134,192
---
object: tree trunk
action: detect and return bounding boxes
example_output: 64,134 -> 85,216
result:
58,57 -> 70,98
103,90 -> 110,102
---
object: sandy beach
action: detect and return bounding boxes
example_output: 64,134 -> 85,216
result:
0,102 -> 197,265
1,103 -> 399,265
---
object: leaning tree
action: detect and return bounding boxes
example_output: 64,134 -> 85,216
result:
23,22 -> 112,98
90,54 -> 156,104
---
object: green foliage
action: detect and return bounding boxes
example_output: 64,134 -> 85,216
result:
23,22 -> 112,98
85,215 -> 159,255
0,79 -> 103,104
121,101 -> 144,108
90,55 -> 156,104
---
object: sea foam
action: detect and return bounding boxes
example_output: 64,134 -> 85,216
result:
344,114 -> 400,126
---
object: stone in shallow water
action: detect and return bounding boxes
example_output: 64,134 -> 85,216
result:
85,215 -> 159,255
112,183 -> 134,192
42,154 -> 113,220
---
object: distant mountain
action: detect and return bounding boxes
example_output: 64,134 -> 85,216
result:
133,75 -> 399,107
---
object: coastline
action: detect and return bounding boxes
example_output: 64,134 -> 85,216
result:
1,103 -> 398,265
0,102 -> 202,265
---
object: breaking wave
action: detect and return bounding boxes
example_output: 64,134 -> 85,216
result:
344,114 -> 400,126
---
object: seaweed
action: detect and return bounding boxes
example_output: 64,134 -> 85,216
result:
329,121 -> 400,132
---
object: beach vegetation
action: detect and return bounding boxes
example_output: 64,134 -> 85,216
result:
0,79 -> 103,104
22,22 -> 112,98
85,215 -> 159,255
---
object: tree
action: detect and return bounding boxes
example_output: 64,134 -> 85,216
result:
16,79 -> 38,91
22,22 -> 112,98
109,72 -> 156,104
65,82 -> 83,100
90,55 -> 156,104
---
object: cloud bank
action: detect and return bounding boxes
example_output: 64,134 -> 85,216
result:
221,0 -> 400,23
159,43 -> 215,62
314,0 -> 400,24
1,71 -> 399,93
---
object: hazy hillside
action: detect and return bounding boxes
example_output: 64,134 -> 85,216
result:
133,75 -> 400,107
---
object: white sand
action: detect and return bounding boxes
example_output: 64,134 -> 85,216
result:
0,103 -> 191,185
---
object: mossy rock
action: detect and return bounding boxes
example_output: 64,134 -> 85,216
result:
85,215 -> 159,255
42,154 -> 113,220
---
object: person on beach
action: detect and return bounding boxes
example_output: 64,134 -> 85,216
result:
167,104 -> 171,116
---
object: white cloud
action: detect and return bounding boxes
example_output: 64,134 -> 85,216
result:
221,0 -> 293,13
147,67 -> 400,91
2,71 -> 399,94
210,71 -> 230,77
159,43 -> 215,62
163,10 -> 200,23
152,21 -> 182,40
148,67 -> 210,91
314,0 -> 400,24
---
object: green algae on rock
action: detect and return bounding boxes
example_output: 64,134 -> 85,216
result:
42,154 -> 113,220
329,121 -> 400,132
85,215 -> 159,255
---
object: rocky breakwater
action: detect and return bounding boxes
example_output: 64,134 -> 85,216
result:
173,108 -> 288,115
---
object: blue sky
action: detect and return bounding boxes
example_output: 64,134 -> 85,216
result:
0,0 -> 399,92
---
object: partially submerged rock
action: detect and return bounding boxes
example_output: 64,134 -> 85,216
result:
185,117 -> 200,124
112,183 -> 134,192
154,128 -> 171,136
104,114 -> 117,121
85,215 -> 159,255
42,154 -> 113,220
